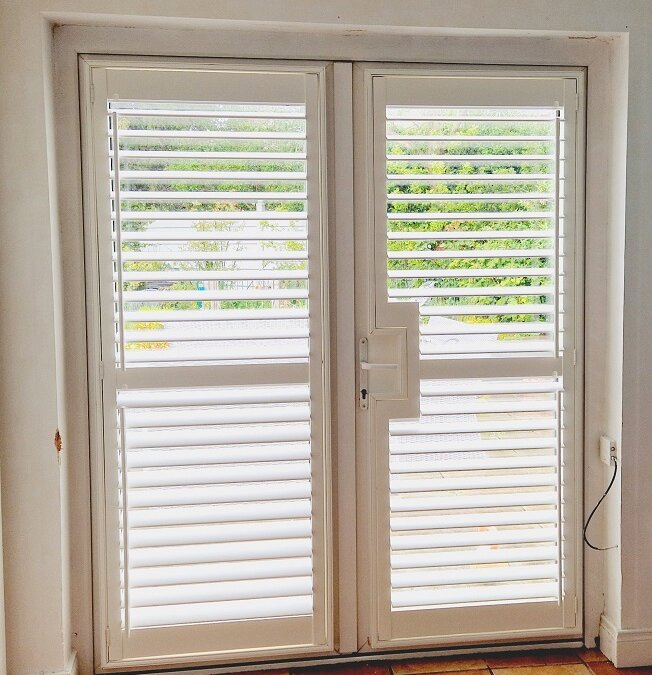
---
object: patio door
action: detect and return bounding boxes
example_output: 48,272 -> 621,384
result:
354,67 -> 584,648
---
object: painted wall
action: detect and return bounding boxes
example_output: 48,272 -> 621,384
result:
0,1 -> 650,673
0,469 -> 6,675
0,9 -> 70,675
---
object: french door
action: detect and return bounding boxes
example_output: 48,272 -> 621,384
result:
354,67 -> 583,649
83,58 -> 332,668
82,57 -> 583,670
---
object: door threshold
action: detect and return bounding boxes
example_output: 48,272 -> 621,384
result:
148,640 -> 585,675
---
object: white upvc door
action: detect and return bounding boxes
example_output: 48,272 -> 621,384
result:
83,58 -> 333,668
83,57 -> 585,670
354,66 -> 584,649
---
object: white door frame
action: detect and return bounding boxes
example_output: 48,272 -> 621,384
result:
51,25 -> 617,673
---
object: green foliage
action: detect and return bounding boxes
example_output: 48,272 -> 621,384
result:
124,318 -> 168,351
384,116 -> 556,329
118,107 -> 556,338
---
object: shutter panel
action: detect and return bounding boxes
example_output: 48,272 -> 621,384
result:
385,103 -> 573,618
123,396 -> 315,629
386,106 -> 562,359
87,63 -> 330,666
390,377 -> 561,610
110,102 -> 310,368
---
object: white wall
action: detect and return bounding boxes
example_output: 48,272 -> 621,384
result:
1,1 -> 651,673
0,469 -> 6,675
0,10 -> 70,675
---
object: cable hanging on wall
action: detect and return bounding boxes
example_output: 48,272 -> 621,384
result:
583,458 -> 619,551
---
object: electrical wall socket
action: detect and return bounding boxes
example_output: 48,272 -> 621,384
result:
599,435 -> 617,466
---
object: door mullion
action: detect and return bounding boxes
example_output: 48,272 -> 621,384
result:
331,61 -> 358,655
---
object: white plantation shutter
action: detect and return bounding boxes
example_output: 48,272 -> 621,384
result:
120,385 -> 314,631
390,377 -> 562,610
109,100 -> 311,368
386,104 -> 563,359
362,71 -> 582,645
86,62 -> 330,666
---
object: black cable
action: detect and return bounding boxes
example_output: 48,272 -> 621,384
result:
583,457 -> 618,551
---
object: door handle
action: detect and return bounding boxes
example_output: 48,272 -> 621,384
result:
360,361 -> 399,371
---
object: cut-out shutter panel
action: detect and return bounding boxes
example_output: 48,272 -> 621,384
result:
387,106 -> 565,609
88,64 -> 330,666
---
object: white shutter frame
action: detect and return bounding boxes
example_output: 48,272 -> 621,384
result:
105,67 -> 308,104
383,74 -> 572,108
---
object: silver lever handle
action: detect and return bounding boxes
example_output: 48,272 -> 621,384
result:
360,361 -> 399,371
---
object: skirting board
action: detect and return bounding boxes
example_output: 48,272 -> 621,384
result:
24,650 -> 78,675
600,616 -> 652,667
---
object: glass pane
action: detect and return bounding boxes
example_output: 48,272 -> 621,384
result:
385,106 -> 566,360
108,101 -> 310,368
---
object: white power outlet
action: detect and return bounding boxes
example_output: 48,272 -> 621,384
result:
599,435 -> 617,466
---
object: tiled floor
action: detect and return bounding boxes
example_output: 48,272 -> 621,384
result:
251,648 -> 652,675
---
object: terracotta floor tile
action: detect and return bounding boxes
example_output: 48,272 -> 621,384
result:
491,665 -> 590,675
585,662 -> 652,675
577,650 -> 609,664
291,663 -> 390,675
485,651 -> 582,668
392,658 -> 487,674
259,650 -> 652,675
392,669 -> 489,675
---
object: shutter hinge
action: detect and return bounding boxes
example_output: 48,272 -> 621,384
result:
105,626 -> 111,662
573,349 -> 577,366
574,596 -> 578,621
90,82 -> 95,104
99,361 -> 105,381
